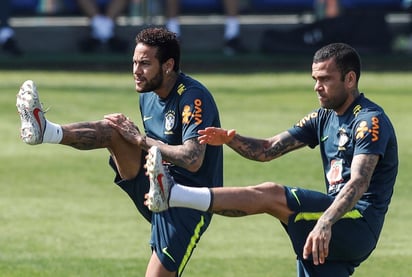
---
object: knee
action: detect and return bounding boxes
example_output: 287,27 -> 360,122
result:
251,182 -> 291,222
255,181 -> 285,194
246,181 -> 285,207
95,119 -> 123,141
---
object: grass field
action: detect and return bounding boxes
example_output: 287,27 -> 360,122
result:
1,70 -> 411,276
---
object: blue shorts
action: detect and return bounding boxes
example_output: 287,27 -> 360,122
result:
109,157 -> 212,276
284,186 -> 380,276
150,208 -> 211,274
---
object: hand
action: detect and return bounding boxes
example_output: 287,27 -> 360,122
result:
303,220 -> 332,265
198,127 -> 236,146
104,113 -> 144,146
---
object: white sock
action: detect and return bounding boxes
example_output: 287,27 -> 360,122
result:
224,17 -> 239,40
0,27 -> 14,44
166,18 -> 180,37
169,184 -> 211,212
42,120 -> 63,144
91,15 -> 114,42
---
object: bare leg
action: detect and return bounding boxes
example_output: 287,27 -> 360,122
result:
106,0 -> 129,19
222,0 -> 245,54
146,150 -> 291,222
223,0 -> 238,17
60,120 -> 142,180
166,0 -> 179,18
76,0 -> 99,17
325,0 -> 340,18
211,182 -> 293,224
146,252 -> 176,277
165,0 -> 180,36
315,0 -> 340,19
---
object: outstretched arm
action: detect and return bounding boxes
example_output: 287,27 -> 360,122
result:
199,127 -> 306,162
303,153 -> 379,265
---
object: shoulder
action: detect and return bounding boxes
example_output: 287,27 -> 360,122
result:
295,108 -> 331,127
354,94 -> 384,115
355,97 -> 390,126
177,73 -> 210,95
175,74 -> 216,106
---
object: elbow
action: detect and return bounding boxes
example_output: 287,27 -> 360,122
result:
186,159 -> 203,173
186,164 -> 202,173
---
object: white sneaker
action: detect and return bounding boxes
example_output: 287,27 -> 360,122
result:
145,146 -> 173,212
16,80 -> 46,145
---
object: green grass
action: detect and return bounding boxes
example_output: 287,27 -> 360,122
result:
1,70 -> 411,276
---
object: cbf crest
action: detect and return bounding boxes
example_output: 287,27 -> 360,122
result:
338,128 -> 349,151
164,110 -> 175,134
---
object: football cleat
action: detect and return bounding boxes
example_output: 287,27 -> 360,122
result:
16,80 -> 46,145
145,146 -> 173,212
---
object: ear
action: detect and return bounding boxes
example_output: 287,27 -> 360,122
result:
163,58 -> 175,74
345,71 -> 357,88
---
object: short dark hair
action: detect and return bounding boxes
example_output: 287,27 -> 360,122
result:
313,43 -> 361,82
135,27 -> 180,72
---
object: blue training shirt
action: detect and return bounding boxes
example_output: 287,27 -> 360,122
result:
288,93 -> 398,217
139,72 -> 223,189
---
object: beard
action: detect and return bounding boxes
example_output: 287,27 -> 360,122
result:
318,87 -> 348,111
320,95 -> 347,111
136,70 -> 164,93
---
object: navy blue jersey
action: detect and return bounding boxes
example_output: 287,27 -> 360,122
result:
288,93 -> 398,216
139,72 -> 223,188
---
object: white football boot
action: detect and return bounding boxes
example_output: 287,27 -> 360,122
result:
145,146 -> 173,212
16,80 -> 46,145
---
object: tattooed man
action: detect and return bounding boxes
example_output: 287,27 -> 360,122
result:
144,43 -> 398,277
17,27 -> 222,277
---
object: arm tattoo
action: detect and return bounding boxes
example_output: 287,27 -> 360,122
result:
229,131 -> 305,161
321,154 -> 379,225
266,132 -> 305,159
160,138 -> 206,170
230,135 -> 263,160
182,138 -> 204,166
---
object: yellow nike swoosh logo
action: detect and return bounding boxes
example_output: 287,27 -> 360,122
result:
162,247 -> 176,263
291,188 -> 301,206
